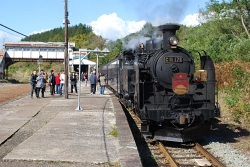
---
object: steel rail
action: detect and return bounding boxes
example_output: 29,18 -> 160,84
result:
194,142 -> 226,167
158,142 -> 178,167
118,97 -> 226,167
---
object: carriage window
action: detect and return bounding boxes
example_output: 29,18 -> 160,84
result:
57,48 -> 64,52
23,47 -> 30,51
16,48 -> 22,51
48,48 -> 56,52
40,48 -> 47,52
6,47 -> 14,51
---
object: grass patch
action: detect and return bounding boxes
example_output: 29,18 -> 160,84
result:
7,62 -> 64,82
247,144 -> 250,150
216,61 -> 250,128
103,161 -> 120,166
108,125 -> 118,138
0,79 -> 8,83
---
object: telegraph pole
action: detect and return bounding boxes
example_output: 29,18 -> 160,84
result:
64,0 -> 69,99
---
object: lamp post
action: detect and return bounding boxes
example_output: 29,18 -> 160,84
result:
93,47 -> 101,76
93,47 -> 110,75
75,50 -> 83,110
94,48 -> 101,93
102,48 -> 110,55
74,49 -> 92,110
93,47 -> 110,93
73,47 -> 109,110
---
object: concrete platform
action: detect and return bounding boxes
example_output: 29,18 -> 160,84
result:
0,81 -> 142,166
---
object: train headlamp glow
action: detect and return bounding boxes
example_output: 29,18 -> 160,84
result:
169,36 -> 179,46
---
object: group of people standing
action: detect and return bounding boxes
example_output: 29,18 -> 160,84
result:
69,71 -> 106,95
30,69 -> 65,98
49,70 -> 65,96
30,70 -> 47,98
30,70 -> 107,98
89,71 -> 106,95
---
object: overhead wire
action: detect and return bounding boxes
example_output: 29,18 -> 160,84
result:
0,23 -> 28,37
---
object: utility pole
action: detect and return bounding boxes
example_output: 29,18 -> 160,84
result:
64,0 -> 69,99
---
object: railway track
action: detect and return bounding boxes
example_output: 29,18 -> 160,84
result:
119,99 -> 226,167
158,141 -> 225,167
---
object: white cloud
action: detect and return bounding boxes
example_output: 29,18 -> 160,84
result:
126,20 -> 146,34
89,13 -> 146,41
31,28 -> 52,35
0,12 -> 201,48
0,30 -> 21,48
151,17 -> 179,27
89,12 -> 201,41
151,13 -> 201,27
180,13 -> 200,27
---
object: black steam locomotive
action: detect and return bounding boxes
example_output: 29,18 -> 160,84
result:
100,24 -> 220,142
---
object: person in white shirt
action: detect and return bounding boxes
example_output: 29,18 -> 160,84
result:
59,70 -> 65,96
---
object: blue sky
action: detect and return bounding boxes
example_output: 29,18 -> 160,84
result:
0,0 -> 211,48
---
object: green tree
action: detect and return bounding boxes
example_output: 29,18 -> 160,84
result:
138,22 -> 156,37
22,24 -> 93,42
177,0 -> 250,62
200,0 -> 249,39
69,34 -> 88,48
100,39 -> 123,65
49,34 -> 64,42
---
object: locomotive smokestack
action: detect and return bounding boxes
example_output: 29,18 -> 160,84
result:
158,24 -> 180,49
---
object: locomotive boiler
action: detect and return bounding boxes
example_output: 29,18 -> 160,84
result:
100,24 -> 220,142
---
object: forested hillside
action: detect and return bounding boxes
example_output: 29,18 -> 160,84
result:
8,0 -> 250,129
180,0 -> 250,128
22,23 -> 93,43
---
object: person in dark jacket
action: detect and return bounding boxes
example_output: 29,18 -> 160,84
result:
49,70 -> 56,95
70,71 -> 77,93
36,72 -> 45,98
89,71 -> 97,94
40,69 -> 46,95
30,70 -> 37,98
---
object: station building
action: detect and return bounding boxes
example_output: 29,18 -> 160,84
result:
0,42 -> 96,79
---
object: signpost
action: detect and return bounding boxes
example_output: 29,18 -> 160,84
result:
75,50 -> 84,110
37,55 -> 43,72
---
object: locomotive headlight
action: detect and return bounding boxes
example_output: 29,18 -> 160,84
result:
169,36 -> 179,46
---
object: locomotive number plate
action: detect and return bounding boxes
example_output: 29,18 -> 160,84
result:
165,56 -> 183,63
